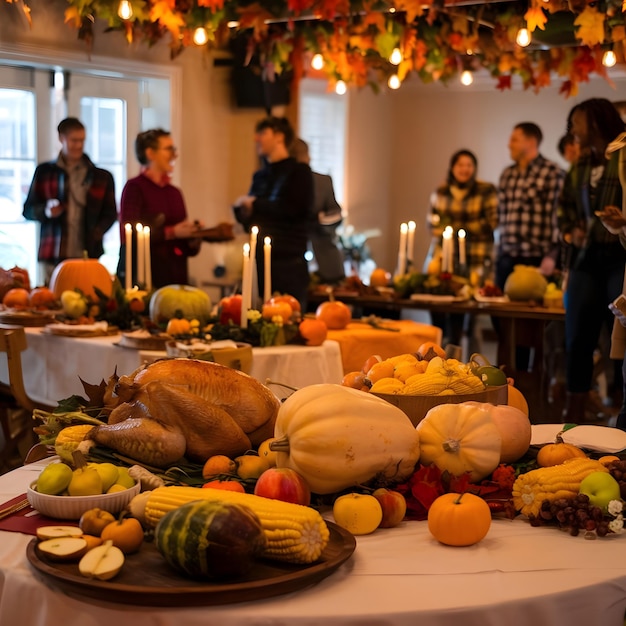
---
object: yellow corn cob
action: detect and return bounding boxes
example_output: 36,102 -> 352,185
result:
511,457 -> 607,517
448,375 -> 485,394
54,424 -> 95,463
135,486 -> 330,564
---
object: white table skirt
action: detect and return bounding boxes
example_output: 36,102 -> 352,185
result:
1,460 -> 626,626
0,327 -> 344,406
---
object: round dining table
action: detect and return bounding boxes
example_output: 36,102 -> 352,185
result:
1,458 -> 626,626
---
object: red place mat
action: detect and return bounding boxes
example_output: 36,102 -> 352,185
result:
0,494 -> 77,535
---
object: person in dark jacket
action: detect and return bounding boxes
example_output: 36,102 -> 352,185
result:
233,116 -> 314,309
23,117 -> 117,280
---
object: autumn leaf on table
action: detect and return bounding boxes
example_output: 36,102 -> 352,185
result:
524,6 -> 548,32
574,6 -> 606,46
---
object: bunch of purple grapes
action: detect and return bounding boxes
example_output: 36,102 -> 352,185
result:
529,494 -> 611,537
607,459 -> 626,500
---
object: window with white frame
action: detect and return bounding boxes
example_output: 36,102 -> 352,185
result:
298,79 -> 347,206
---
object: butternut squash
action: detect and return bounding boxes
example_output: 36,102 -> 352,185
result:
269,384 -> 421,494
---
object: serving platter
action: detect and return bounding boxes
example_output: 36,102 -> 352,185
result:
26,521 -> 356,606
473,294 -> 510,304
408,294 -> 467,303
41,323 -> 118,337
0,309 -> 60,326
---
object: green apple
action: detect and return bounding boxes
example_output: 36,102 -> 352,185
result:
36,463 -> 73,495
68,466 -> 103,496
61,290 -> 88,319
90,463 -> 119,492
579,471 -> 621,513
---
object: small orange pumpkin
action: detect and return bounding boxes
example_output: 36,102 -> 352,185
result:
2,287 -> 30,308
536,433 -> 587,467
506,382 -> 529,417
316,300 -> 351,330
166,316 -> 192,336
427,492 -> 492,546
262,301 -> 293,323
416,341 -> 446,361
298,317 -> 328,346
49,256 -> 113,301
270,294 -> 301,313
29,286 -> 58,309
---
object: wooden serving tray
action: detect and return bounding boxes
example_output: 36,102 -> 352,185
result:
26,522 -> 355,606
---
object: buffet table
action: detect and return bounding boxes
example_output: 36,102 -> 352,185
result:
1,458 -> 626,625
0,327 -> 344,407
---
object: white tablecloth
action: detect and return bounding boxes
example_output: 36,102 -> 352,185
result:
0,327 -> 344,406
1,460 -> 626,626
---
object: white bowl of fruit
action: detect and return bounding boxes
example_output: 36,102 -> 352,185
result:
27,460 -> 140,520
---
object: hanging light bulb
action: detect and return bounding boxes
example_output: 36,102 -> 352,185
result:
389,47 -> 403,66
311,53 -> 324,70
603,49 -> 617,68
193,27 -> 208,46
117,0 -> 133,20
460,70 -> 474,86
388,74 -> 401,89
335,80 -> 347,95
516,27 -> 531,47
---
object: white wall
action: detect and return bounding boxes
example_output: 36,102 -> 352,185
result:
2,0 -> 626,286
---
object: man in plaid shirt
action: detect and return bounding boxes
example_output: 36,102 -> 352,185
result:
495,122 -> 564,290
23,117 -> 117,280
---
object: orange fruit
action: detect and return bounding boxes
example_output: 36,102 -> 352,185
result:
369,268 -> 391,288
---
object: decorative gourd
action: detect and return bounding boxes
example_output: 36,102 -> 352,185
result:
464,402 -> 531,463
512,457 -> 607,517
427,492 -> 492,546
269,384 -> 421,494
503,265 -> 548,301
154,500 -> 267,580
49,255 -> 113,300
506,383 -> 529,416
149,284 -> 212,325
166,316 -> 192,336
536,432 -> 587,467
416,402 -> 502,482
315,299 -> 351,330
298,317 -> 328,346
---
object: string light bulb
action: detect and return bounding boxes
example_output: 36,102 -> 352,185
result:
117,0 -> 133,20
603,49 -> 617,67
388,74 -> 401,89
311,53 -> 324,70
389,47 -> 403,65
193,27 -> 208,45
460,70 -> 474,86
335,80 -> 347,95
516,27 -> 531,47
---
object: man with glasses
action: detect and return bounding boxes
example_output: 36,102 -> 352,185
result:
23,117 -> 117,281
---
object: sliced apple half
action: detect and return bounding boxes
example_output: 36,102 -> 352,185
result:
37,536 -> 88,561
36,525 -> 84,540
78,540 -> 125,580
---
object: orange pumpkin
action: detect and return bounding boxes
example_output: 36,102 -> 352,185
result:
2,287 -> 30,308
298,317 -> 328,346
416,341 -> 446,361
536,437 -> 587,467
29,286 -> 57,309
262,301 -> 293,323
270,294 -> 301,313
427,492 -> 492,546
49,257 -> 113,301
369,268 -> 391,288
506,382 -> 529,417
316,300 -> 351,330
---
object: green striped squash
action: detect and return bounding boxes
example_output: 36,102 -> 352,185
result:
154,500 -> 266,580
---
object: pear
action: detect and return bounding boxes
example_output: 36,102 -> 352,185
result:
36,463 -> 73,495
90,463 -> 119,492
68,465 -> 103,496
78,540 -> 125,580
115,467 -> 136,489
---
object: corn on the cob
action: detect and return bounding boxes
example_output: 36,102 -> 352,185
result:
134,486 -> 330,564
512,457 -> 607,517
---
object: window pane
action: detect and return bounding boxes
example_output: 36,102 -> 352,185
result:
80,96 -> 126,275
0,88 -> 38,282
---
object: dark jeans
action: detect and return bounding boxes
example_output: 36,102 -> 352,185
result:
565,265 -> 624,393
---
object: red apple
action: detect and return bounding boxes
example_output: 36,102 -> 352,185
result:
253,467 -> 311,506
219,294 -> 243,325
372,488 -> 407,528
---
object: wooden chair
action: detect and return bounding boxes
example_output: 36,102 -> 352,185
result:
0,324 -> 54,472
